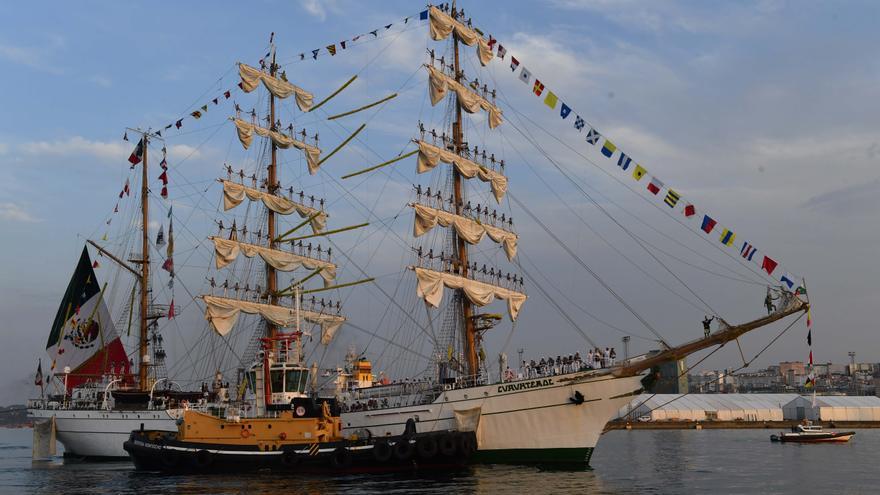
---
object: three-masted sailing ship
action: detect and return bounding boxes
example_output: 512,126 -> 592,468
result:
333,5 -> 808,463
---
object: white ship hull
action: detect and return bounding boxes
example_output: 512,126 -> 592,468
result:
341,370 -> 644,463
28,408 -> 179,459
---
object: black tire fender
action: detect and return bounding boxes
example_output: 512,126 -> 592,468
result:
393,439 -> 415,461
458,433 -> 476,458
438,433 -> 457,456
193,449 -> 213,469
416,435 -> 439,459
281,449 -> 300,467
372,440 -> 393,462
330,446 -> 352,469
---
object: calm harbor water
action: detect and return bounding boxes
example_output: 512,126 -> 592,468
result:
0,427 -> 875,494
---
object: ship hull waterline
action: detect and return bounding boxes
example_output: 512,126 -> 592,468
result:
28,408 -> 179,459
341,370 -> 645,464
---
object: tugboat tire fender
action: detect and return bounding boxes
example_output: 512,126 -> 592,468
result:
372,440 -> 393,462
438,434 -> 457,456
281,450 -> 300,467
416,436 -> 439,459
458,433 -> 476,458
330,447 -> 352,469
193,449 -> 213,469
393,439 -> 415,461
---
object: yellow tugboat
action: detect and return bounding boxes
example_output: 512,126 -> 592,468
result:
125,333 -> 475,473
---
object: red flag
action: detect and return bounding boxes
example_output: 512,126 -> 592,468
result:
123,179 -> 130,197
161,186 -> 168,199
224,90 -> 231,99
162,257 -> 174,273
92,260 -> 100,269
167,299 -> 175,319
127,138 -> 144,165
684,204 -> 696,217
761,256 -> 778,275
158,171 -> 168,185
809,350 -> 813,365
175,119 -> 183,129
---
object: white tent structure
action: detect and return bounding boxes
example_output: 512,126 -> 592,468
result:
620,394 -> 797,422
782,395 -> 880,421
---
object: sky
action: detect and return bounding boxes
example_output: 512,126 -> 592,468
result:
1,0 -> 878,404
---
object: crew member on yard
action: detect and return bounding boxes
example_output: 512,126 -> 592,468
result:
702,315 -> 715,338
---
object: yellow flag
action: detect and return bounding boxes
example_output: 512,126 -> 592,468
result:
632,164 -> 647,181
543,91 -> 558,109
101,232 -> 108,241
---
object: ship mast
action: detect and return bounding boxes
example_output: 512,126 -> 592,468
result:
266,49 -> 279,341
450,1 -> 478,377
138,133 -> 150,390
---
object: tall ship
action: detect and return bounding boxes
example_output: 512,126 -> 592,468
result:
29,2 -> 810,465
28,132 -> 213,459
332,4 -> 808,463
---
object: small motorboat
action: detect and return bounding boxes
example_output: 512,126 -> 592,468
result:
771,422 -> 855,443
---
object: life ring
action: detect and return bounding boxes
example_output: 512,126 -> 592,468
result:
294,405 -> 307,417
393,439 -> 414,461
458,433 -> 476,458
193,449 -> 213,470
372,440 -> 393,462
241,428 -> 251,438
438,434 -> 457,456
330,446 -> 352,469
181,400 -> 190,410
416,436 -> 439,459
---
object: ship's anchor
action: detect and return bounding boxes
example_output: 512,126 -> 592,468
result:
569,391 -> 585,405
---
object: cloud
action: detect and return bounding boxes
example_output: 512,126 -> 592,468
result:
18,137 -> 201,163
20,136 -> 128,161
89,75 -> 112,88
0,36 -> 66,74
0,202 -> 40,222
801,178 -> 880,216
300,0 -> 342,21
0,143 -> 8,155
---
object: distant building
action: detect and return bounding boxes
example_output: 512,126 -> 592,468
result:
782,395 -> 880,421
779,361 -> 805,386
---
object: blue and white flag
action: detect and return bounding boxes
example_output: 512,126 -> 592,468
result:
560,103 -> 572,119
586,128 -> 600,145
617,152 -> 632,170
574,116 -> 585,131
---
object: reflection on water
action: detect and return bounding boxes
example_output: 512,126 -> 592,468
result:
3,427 -> 876,494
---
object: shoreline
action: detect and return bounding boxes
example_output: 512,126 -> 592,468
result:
605,420 -> 880,431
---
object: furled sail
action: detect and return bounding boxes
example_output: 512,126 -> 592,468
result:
428,6 -> 493,66
426,66 -> 503,129
416,140 -> 507,202
411,203 -> 517,260
210,237 -> 337,285
412,267 -> 527,321
202,295 -> 345,344
238,63 -> 314,111
233,119 -> 322,175
221,180 -> 327,232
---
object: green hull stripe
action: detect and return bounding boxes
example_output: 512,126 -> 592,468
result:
472,447 -> 594,465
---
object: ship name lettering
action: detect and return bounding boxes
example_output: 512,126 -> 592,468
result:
497,379 -> 553,393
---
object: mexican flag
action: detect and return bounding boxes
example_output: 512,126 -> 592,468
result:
47,247 -> 130,391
